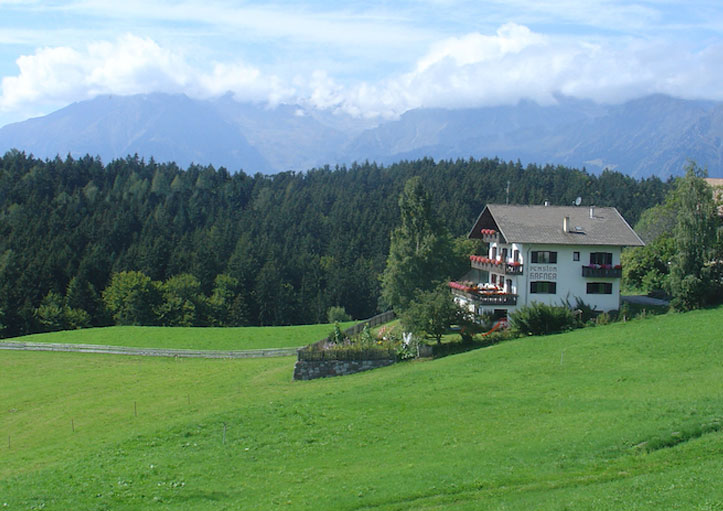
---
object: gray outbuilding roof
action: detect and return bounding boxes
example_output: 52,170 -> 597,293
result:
469,204 -> 645,246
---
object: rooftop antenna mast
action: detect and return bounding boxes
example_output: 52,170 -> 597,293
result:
506,180 -> 510,205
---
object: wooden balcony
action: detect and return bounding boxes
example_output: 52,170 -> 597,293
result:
479,228 -> 500,244
582,266 -> 622,278
470,255 -> 523,275
450,284 -> 518,306
473,293 -> 518,306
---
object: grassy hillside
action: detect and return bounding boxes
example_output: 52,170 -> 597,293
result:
1,307 -> 721,510
6,322 -> 354,350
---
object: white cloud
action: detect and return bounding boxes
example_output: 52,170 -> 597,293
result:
415,23 -> 546,72
2,22 -> 723,126
1,45 -> 85,108
0,34 -> 192,110
307,23 -> 723,117
86,35 -> 193,95
196,62 -> 291,104
0,34 -> 286,114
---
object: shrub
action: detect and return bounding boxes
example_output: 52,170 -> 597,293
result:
618,303 -> 631,322
483,327 -> 520,344
510,302 -> 577,336
328,323 -> 348,345
457,310 -> 493,342
300,323 -> 416,362
569,297 -> 599,325
595,312 -> 612,326
327,306 -> 352,323
297,344 -> 397,361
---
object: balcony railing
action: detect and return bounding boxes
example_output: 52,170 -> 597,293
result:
473,293 -> 518,305
582,265 -> 622,278
479,228 -> 499,243
449,282 -> 518,306
505,263 -> 524,275
470,255 -> 523,275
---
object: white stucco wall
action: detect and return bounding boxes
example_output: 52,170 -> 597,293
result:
518,244 -> 622,312
477,241 -> 623,315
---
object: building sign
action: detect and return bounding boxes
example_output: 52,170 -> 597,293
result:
529,264 -> 557,281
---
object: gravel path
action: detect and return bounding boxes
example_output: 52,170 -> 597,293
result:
0,341 -> 298,358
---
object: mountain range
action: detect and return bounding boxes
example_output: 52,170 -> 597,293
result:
1,92 -> 722,177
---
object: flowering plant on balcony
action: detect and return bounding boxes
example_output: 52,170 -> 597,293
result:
509,261 -> 522,266
480,228 -> 496,235
449,281 -> 476,293
476,283 -> 504,295
470,255 -> 502,265
450,281 -> 507,295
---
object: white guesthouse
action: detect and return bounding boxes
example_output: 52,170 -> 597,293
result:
450,204 -> 645,319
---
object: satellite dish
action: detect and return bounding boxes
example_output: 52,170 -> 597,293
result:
574,197 -> 582,206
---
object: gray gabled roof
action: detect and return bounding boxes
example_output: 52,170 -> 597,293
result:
469,204 -> 645,246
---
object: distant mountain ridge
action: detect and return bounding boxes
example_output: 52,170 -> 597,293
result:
1,93 -> 722,177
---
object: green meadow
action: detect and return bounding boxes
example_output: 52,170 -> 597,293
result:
1,307 -> 721,510
7,322 -> 354,350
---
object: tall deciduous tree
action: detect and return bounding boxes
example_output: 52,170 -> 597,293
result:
669,164 -> 721,310
102,271 -> 161,325
380,177 -> 457,312
399,284 -> 460,343
158,273 -> 207,326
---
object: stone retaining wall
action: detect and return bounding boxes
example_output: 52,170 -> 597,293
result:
293,358 -> 396,380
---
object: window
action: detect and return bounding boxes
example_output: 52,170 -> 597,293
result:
491,246 -> 497,259
531,251 -> 557,264
513,249 -> 520,262
506,279 -> 512,292
493,309 -> 507,320
530,281 -> 557,294
501,248 -> 508,261
590,252 -> 613,265
573,251 -> 580,261
491,274 -> 497,284
587,282 -> 612,294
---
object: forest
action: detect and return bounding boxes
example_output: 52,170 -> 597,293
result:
0,149 -> 671,338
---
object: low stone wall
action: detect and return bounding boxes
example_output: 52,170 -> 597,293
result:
293,358 -> 396,381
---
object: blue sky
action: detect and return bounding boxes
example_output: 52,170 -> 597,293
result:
1,0 -> 722,127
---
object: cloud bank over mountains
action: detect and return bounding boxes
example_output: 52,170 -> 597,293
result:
2,7 -> 723,127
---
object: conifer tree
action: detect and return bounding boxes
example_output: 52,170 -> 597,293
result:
380,177 -> 456,312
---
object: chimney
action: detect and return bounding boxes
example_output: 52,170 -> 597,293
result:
563,216 -> 569,232
589,206 -> 595,219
